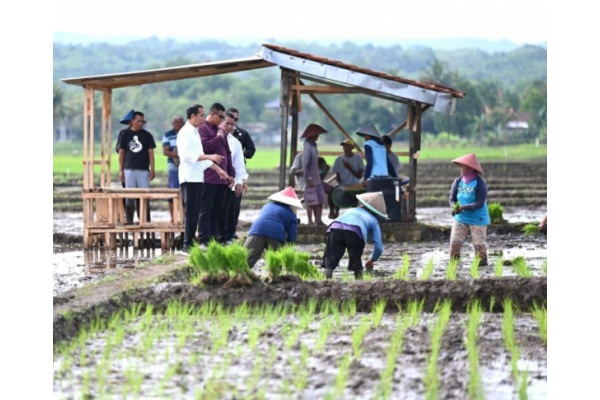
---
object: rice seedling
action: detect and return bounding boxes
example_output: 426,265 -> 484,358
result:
542,260 -> 547,275
512,256 -> 533,277
530,301 -> 547,344
470,256 -> 481,279
494,257 -> 504,277
446,258 -> 459,280
393,253 -> 411,280
328,354 -> 352,400
502,298 -> 515,350
342,299 -> 357,317
466,300 -> 484,400
292,344 -> 310,391
234,300 -> 250,320
352,317 -> 371,358
518,369 -> 530,400
376,317 -> 408,399
522,223 -> 539,236
315,319 -> 333,351
488,202 -> 505,224
489,296 -> 496,313
371,299 -> 387,328
421,257 -> 435,280
424,300 -> 452,400
406,299 -> 425,326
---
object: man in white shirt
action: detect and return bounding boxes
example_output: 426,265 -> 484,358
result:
220,112 -> 249,244
177,104 -> 229,252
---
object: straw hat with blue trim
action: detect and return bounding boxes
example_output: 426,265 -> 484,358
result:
356,191 -> 388,219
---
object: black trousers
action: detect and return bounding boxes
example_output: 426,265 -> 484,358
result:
221,189 -> 237,242
181,182 -> 203,249
321,229 -> 365,273
198,182 -> 228,244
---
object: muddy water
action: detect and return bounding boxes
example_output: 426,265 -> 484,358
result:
53,207 -> 547,296
53,307 -> 546,399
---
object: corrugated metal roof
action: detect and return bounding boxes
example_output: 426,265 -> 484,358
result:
261,43 -> 465,99
61,55 -> 274,89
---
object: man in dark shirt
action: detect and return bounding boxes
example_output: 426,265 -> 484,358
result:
226,107 -> 255,239
118,111 -> 156,224
198,103 -> 235,245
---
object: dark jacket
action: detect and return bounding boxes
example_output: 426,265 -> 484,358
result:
232,126 -> 256,160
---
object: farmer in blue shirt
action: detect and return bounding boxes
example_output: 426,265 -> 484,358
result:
448,153 -> 491,266
321,191 -> 388,280
244,187 -> 302,268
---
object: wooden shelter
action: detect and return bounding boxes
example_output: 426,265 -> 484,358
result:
63,43 -> 465,249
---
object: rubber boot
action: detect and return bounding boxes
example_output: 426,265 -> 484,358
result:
324,268 -> 333,279
125,204 -> 135,225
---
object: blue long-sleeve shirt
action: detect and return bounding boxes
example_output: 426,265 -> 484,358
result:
335,207 -> 384,261
248,201 -> 298,243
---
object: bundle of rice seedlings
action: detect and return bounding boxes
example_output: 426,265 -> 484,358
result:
265,248 -> 283,278
223,243 -> 259,288
292,256 -> 321,279
201,240 -> 230,284
488,202 -> 506,224
451,201 -> 461,216
522,223 -> 539,236
279,245 -> 298,274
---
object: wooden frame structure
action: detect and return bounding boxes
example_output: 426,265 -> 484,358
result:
63,43 -> 465,248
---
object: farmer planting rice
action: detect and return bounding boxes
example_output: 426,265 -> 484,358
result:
321,191 -> 388,280
448,153 -> 490,266
243,187 -> 302,268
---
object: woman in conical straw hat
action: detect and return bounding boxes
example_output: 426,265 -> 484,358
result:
243,187 -> 303,269
300,123 -> 328,226
448,153 -> 490,266
321,191 -> 388,280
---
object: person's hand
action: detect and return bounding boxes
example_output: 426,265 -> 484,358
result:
235,183 -> 243,196
242,181 -> 248,194
365,259 -> 374,271
149,170 -> 155,181
307,180 -> 315,188
217,168 -> 229,180
343,160 -> 352,169
228,176 -> 235,188
209,154 -> 225,164
119,171 -> 125,183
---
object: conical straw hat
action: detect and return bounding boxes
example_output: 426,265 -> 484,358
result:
356,123 -> 384,144
300,123 -> 328,139
356,191 -> 388,219
451,153 -> 484,174
267,186 -> 304,209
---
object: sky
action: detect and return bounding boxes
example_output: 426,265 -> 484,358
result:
52,0 -> 547,45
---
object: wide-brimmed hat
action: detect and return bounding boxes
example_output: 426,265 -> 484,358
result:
340,139 -> 356,148
300,123 -> 328,139
452,153 -> 484,174
356,123 -> 384,144
267,186 -> 304,209
356,191 -> 388,219
120,109 -> 135,125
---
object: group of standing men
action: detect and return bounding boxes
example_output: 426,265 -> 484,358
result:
116,103 -> 256,254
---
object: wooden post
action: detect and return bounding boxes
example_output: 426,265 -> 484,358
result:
289,82 -> 299,188
279,68 -> 291,190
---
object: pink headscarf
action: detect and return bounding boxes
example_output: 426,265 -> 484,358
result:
461,168 -> 477,183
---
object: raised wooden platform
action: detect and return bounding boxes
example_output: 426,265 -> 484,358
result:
82,187 -> 184,250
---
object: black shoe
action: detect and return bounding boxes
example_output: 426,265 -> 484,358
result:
324,268 -> 333,279
354,271 -> 363,280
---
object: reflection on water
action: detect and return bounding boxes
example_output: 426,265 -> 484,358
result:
53,247 -> 168,296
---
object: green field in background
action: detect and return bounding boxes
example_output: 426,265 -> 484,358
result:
53,142 -> 547,174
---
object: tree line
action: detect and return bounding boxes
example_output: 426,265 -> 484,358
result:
53,39 -> 546,146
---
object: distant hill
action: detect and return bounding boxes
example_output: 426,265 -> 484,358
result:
53,31 -> 546,53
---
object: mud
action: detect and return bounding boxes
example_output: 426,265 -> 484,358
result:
53,207 -> 547,399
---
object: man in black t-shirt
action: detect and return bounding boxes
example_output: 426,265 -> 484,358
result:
118,111 -> 156,224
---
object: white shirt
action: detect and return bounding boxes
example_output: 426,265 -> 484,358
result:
227,134 -> 249,187
177,121 -> 214,183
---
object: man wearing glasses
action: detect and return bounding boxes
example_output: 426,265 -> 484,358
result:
197,103 -> 236,247
226,107 -> 255,239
